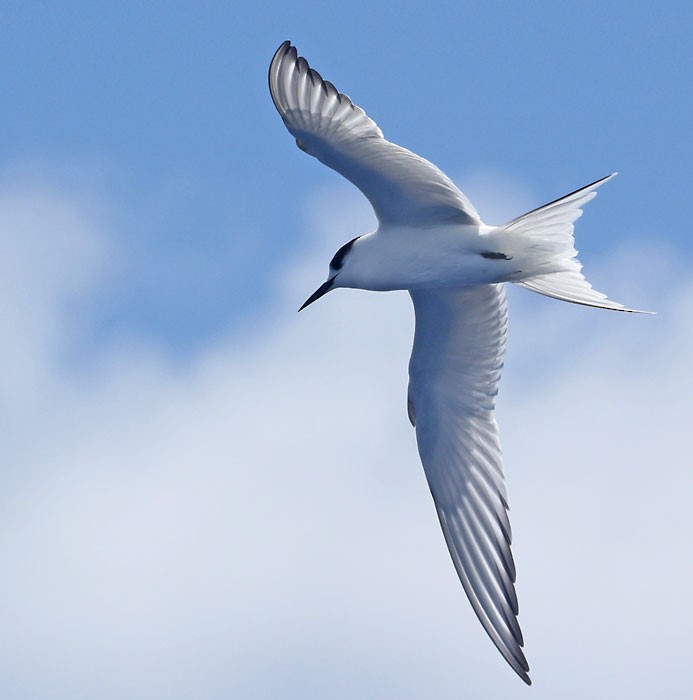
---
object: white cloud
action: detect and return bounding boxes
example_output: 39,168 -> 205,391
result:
0,178 -> 110,408
0,175 -> 689,699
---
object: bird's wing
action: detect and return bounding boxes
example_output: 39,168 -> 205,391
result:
407,284 -> 530,685
269,41 -> 480,227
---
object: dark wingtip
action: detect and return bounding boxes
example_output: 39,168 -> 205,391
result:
270,40 -> 292,68
268,41 -> 294,110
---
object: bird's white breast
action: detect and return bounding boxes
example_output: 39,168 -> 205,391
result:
338,224 -> 520,292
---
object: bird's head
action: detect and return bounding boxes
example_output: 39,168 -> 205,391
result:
299,236 -> 360,311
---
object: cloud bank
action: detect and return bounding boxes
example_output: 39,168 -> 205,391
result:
0,176 -> 689,699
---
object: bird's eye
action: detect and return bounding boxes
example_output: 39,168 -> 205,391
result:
330,236 -> 359,270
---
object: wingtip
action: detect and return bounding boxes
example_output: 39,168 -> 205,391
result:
269,41 -> 295,112
270,40 -> 292,68
506,650 -> 532,686
276,39 -> 291,53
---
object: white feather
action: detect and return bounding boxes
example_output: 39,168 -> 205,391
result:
408,284 -> 531,685
269,41 -> 480,226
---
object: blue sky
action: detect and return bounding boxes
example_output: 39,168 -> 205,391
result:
1,1 -> 690,354
1,2 -> 692,699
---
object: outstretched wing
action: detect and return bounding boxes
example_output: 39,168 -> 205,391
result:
269,41 -> 480,227
407,284 -> 530,685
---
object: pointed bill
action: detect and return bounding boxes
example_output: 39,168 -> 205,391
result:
299,278 -> 335,311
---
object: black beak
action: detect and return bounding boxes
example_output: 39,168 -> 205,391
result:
299,278 -> 335,311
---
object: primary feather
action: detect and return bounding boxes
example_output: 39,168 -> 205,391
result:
409,284 -> 531,684
269,41 -> 481,226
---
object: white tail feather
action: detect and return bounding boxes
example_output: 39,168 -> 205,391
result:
503,174 -> 652,313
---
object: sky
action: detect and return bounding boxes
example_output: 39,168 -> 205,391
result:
0,1 -> 691,698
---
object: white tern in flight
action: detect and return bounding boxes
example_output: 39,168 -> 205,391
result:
269,40 -> 650,685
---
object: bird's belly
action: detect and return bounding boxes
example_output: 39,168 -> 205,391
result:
358,230 -> 518,291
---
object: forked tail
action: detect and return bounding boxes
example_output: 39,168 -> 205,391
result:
502,174 -> 652,313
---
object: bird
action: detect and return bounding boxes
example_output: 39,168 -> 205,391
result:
268,40 -> 650,685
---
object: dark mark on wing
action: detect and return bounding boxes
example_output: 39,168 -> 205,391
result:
481,251 -> 513,260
